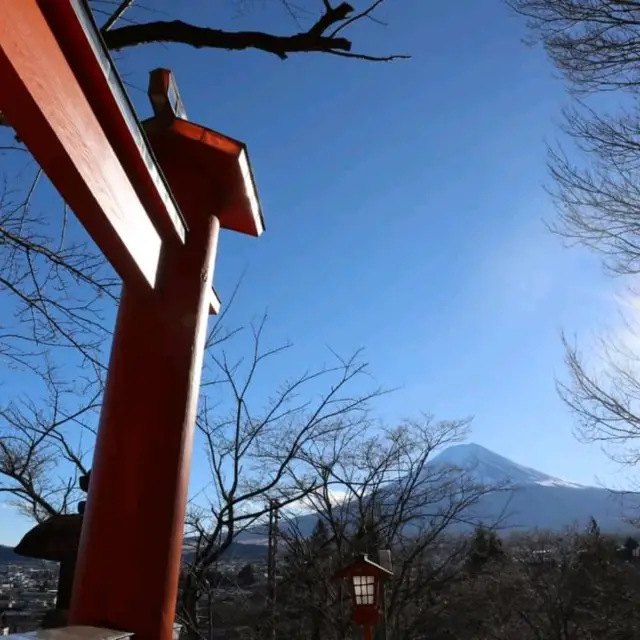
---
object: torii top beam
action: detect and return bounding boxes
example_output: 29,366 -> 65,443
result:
144,68 -> 265,239
0,0 -> 185,290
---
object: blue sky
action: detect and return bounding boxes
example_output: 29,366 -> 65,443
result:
0,0 -> 631,544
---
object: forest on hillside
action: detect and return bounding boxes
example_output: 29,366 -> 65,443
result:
180,518 -> 640,640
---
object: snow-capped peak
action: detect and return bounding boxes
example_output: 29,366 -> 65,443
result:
431,443 -> 587,489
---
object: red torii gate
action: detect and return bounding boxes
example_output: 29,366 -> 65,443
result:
0,2 -> 264,639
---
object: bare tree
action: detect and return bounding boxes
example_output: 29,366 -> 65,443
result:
509,0 -> 640,467
547,104 -> 640,277
272,417 -> 509,640
0,144 -> 117,372
509,0 -> 640,94
0,141 -> 114,521
169,315 -> 383,640
509,0 -> 640,275
558,331 -> 640,464
0,366 -> 95,522
484,525 -> 640,640
417,524 -> 640,640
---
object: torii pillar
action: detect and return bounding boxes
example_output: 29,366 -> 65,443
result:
68,70 -> 264,639
0,3 -> 264,637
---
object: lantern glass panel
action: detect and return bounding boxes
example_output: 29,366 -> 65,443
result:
352,575 -> 376,606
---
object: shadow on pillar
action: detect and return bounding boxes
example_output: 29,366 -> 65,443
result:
13,471 -> 91,629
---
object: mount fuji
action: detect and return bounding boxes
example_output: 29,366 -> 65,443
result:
237,443 -> 639,542
431,443 -> 588,490
424,443 -> 638,533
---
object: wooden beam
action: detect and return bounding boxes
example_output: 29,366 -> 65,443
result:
0,0 -> 162,289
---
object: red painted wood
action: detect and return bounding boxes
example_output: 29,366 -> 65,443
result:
69,210 -> 220,640
144,116 -> 265,238
2,8 -> 264,640
0,0 -> 161,290
37,0 -> 187,247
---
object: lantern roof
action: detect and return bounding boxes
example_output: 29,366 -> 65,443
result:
14,514 -> 83,562
332,554 -> 394,581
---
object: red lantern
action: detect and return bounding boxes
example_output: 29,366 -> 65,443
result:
333,554 -> 393,640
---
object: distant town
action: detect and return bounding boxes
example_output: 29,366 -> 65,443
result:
0,545 -> 272,637
0,560 -> 58,634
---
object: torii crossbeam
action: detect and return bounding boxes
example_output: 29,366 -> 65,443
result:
0,2 -> 264,639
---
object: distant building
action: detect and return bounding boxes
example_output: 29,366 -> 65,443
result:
0,609 -> 43,634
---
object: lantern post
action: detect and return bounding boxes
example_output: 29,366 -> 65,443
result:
333,554 -> 393,640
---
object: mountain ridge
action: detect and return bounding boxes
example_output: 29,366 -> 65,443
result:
233,442 -> 638,540
2,444 -> 634,553
430,442 -> 590,489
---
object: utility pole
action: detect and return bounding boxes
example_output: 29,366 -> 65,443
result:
267,498 -> 280,639
377,549 -> 392,640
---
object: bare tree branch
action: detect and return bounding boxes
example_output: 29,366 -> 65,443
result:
509,0 -> 640,94
172,315 -> 385,639
101,1 -> 408,62
100,0 -> 137,33
512,0 -> 640,474
558,329 -> 640,466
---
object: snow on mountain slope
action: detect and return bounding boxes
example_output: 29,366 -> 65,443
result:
430,443 -> 589,489
234,443 -> 638,542
425,443 -> 637,532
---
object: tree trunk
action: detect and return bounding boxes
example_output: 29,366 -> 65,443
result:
178,572 -> 201,640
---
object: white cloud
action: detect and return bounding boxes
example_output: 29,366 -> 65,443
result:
284,486 -> 350,516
